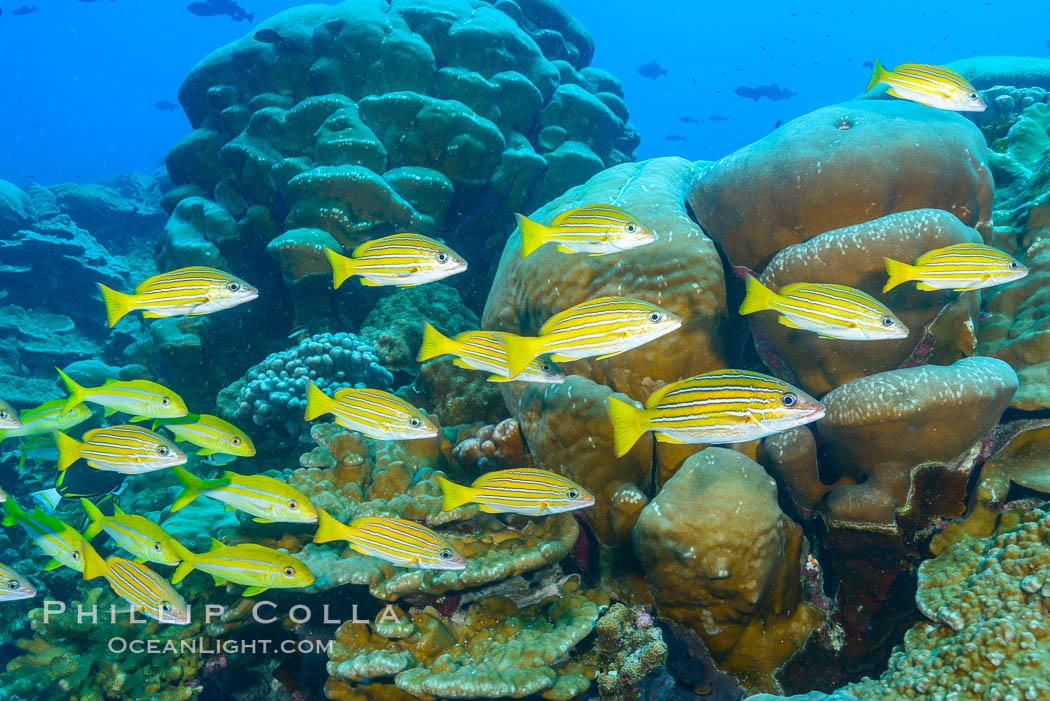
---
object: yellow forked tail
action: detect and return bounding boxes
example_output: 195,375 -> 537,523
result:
312,507 -> 349,544
80,541 -> 108,581
97,283 -> 135,328
324,247 -> 359,290
867,57 -> 888,91
436,474 -> 475,512
80,498 -> 105,540
607,396 -> 649,458
738,276 -> 777,316
883,257 -> 917,293
500,333 -> 545,380
417,322 -> 454,362
53,431 -> 82,472
516,213 -> 551,258
304,381 -> 331,422
56,367 -> 86,413
170,465 -> 202,513
169,540 -> 197,584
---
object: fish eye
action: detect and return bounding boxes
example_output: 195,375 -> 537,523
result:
283,566 -> 296,577
153,542 -> 162,550
7,581 -> 19,590
161,397 -> 170,405
541,363 -> 552,372
161,602 -> 172,613
567,489 -> 580,499
410,418 -> 421,427
648,312 -> 663,323
228,282 -> 240,291
881,316 -> 895,326
72,551 -> 80,560
1010,261 -> 1019,269
437,252 -> 448,263
232,437 -> 241,445
439,549 -> 453,559
781,393 -> 798,407
969,92 -> 978,100
158,446 -> 169,456
627,224 -> 636,233
0,411 -> 6,419
288,500 -> 298,510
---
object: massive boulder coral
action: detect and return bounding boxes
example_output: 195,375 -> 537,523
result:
162,0 -> 638,325
689,100 -> 993,271
633,448 -> 823,693
749,209 -> 982,396
482,157 -> 730,541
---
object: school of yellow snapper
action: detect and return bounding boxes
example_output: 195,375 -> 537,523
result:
0,62 -> 1029,623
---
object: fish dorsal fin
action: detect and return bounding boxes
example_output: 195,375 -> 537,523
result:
551,204 -> 628,227
208,538 -> 225,552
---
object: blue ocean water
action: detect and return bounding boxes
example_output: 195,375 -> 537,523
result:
1,1 -> 1049,700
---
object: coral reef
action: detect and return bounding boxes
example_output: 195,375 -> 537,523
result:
634,448 -> 823,693
593,603 -> 668,701
325,580 -> 606,700
690,100 -> 993,272
451,418 -> 527,472
218,332 -> 393,440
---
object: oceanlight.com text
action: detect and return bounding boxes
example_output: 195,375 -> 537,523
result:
107,637 -> 334,655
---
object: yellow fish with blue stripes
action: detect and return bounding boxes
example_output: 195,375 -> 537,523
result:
608,370 -> 825,457
500,296 -> 681,379
157,413 -> 255,458
867,59 -> 985,112
57,368 -> 187,420
2,498 -> 87,572
516,204 -> 656,257
325,233 -> 467,289
0,562 -> 36,602
437,468 -> 594,516
417,323 -> 565,383
81,542 -> 189,624
0,399 -> 20,431
739,278 -> 909,340
884,243 -> 1028,292
80,498 -> 183,566
98,266 -> 258,328
55,425 -> 187,475
0,399 -> 92,443
304,382 -> 438,440
313,508 -> 466,569
170,539 -> 314,597
169,465 -> 318,524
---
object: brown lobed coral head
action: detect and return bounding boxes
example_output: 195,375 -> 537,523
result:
633,447 -> 823,694
690,99 -> 993,272
750,209 -> 983,397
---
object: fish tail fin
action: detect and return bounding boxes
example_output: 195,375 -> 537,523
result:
324,247 -> 358,289
883,257 -> 916,293
312,507 -> 349,544
738,276 -> 777,315
247,13 -> 254,22
304,381 -> 331,422
54,431 -> 81,471
416,322 -> 454,362
516,213 -> 550,258
867,58 -> 887,91
436,474 -> 475,512
80,498 -> 104,539
170,465 -> 202,512
80,541 -> 108,581
170,540 -> 196,583
607,396 -> 649,458
56,367 -> 86,412
501,333 -> 544,380
97,283 -> 134,328
2,498 -> 22,526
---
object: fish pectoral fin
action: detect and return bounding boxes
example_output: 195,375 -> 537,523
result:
43,559 -> 63,571
478,504 -> 502,513
212,575 -> 229,586
451,358 -> 473,369
141,311 -> 165,318
359,278 -> 382,287
128,416 -> 148,423
242,586 -> 268,597
555,245 -> 575,253
196,448 -> 216,456
654,432 -> 688,444
777,316 -> 803,329
915,282 -> 939,291
103,407 -> 117,417
744,410 -> 765,427
252,517 -> 275,523
595,350 -> 625,360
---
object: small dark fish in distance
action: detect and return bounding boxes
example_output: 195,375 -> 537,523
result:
1046,39 -> 1050,49
188,0 -> 253,22
187,2 -> 223,16
254,28 -> 283,43
862,60 -> 873,68
708,115 -> 731,122
665,134 -> 687,141
12,5 -> 38,14
637,60 -> 668,80
774,119 -> 783,128
154,99 -> 178,112
734,83 -> 797,101
679,116 -> 703,124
